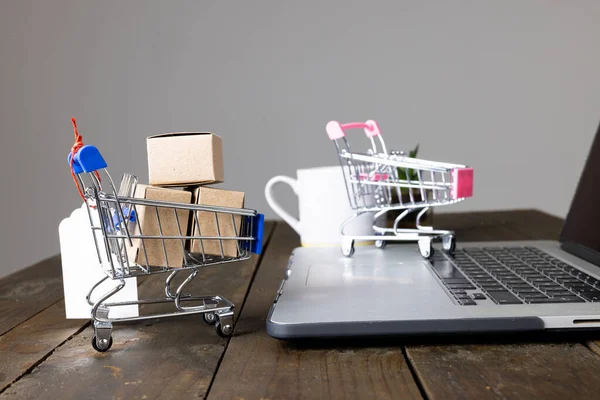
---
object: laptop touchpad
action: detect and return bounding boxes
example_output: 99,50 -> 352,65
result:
305,261 -> 423,287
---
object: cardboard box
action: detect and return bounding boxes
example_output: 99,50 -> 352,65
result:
190,187 -> 245,258
147,132 -> 224,186
126,184 -> 192,268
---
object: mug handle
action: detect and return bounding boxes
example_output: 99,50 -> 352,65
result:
264,176 -> 301,234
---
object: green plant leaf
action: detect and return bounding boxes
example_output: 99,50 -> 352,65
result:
409,144 -> 419,158
397,144 -> 420,180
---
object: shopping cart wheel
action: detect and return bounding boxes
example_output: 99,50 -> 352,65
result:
442,235 -> 456,254
215,312 -> 234,338
203,312 -> 217,325
91,335 -> 113,352
375,239 -> 387,249
342,239 -> 355,257
418,239 -> 433,259
215,321 -> 233,338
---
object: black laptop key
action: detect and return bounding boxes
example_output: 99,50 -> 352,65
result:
430,262 -> 466,279
577,284 -> 596,291
580,291 -> 600,301
456,260 -> 476,265
443,278 -> 471,284
537,264 -> 559,270
485,291 -> 522,305
544,289 -> 574,296
520,270 -> 542,276
482,263 -> 503,268
556,295 -> 585,303
528,277 -> 553,283
511,283 -> 535,289
521,293 -> 548,299
512,270 -> 536,275
459,299 -> 477,306
501,278 -> 526,285
513,289 -> 541,295
469,273 -> 490,279
548,273 -> 572,279
527,298 -> 564,304
554,262 -> 571,269
531,262 -> 552,267
532,282 -> 558,289
537,285 -> 564,291
470,276 -> 493,282
583,277 -> 600,286
564,283 -> 589,291
556,278 -> 582,284
507,264 -> 530,270
522,273 -> 545,279
471,293 -> 486,300
496,272 -> 517,278
573,272 -> 591,280
562,266 -> 579,274
481,283 -> 504,290
474,279 -> 497,285
448,283 -> 476,290
454,293 -> 471,300
460,267 -> 480,273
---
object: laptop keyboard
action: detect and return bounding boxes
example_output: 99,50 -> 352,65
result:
429,246 -> 600,306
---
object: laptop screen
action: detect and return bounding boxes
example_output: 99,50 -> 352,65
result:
560,121 -> 600,266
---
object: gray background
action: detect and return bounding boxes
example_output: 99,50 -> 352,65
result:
1,1 -> 599,278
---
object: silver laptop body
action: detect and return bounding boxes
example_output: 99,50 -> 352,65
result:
267,122 -> 600,339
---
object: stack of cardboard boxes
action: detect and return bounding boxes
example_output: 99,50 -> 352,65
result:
126,132 -> 245,268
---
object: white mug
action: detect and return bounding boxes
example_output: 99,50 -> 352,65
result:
265,166 -> 374,247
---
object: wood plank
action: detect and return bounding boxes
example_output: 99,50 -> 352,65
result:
433,209 -> 562,242
406,211 -> 600,400
0,255 -> 63,336
208,223 -> 422,400
407,342 -> 600,400
0,300 -> 86,392
0,222 -> 274,400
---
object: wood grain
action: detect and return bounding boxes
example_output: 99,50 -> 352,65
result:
208,222 -> 422,400
407,342 -> 600,400
0,300 -> 86,392
0,255 -> 63,337
0,222 -> 274,400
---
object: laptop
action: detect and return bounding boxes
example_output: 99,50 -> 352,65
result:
267,121 -> 600,339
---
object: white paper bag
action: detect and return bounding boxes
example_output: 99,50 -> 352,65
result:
59,203 -> 139,319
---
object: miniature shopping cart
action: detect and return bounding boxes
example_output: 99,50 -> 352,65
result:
68,145 -> 264,352
326,120 -> 473,258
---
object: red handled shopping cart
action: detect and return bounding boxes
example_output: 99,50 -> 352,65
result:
326,120 -> 473,258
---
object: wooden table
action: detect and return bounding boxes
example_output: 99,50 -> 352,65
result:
2,210 -> 600,399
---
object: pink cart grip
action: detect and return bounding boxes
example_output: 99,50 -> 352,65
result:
363,120 -> 381,137
452,168 -> 474,199
326,120 -> 381,140
326,121 -> 346,140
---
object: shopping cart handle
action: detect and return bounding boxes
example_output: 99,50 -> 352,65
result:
67,145 -> 107,174
251,213 -> 265,255
326,120 -> 381,140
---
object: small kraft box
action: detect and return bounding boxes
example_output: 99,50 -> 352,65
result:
147,132 -> 224,186
126,184 -> 192,268
189,187 -> 245,258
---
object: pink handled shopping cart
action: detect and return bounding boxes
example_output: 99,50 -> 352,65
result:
326,120 -> 474,258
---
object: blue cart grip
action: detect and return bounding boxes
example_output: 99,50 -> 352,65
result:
67,145 -> 107,174
251,214 -> 265,255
